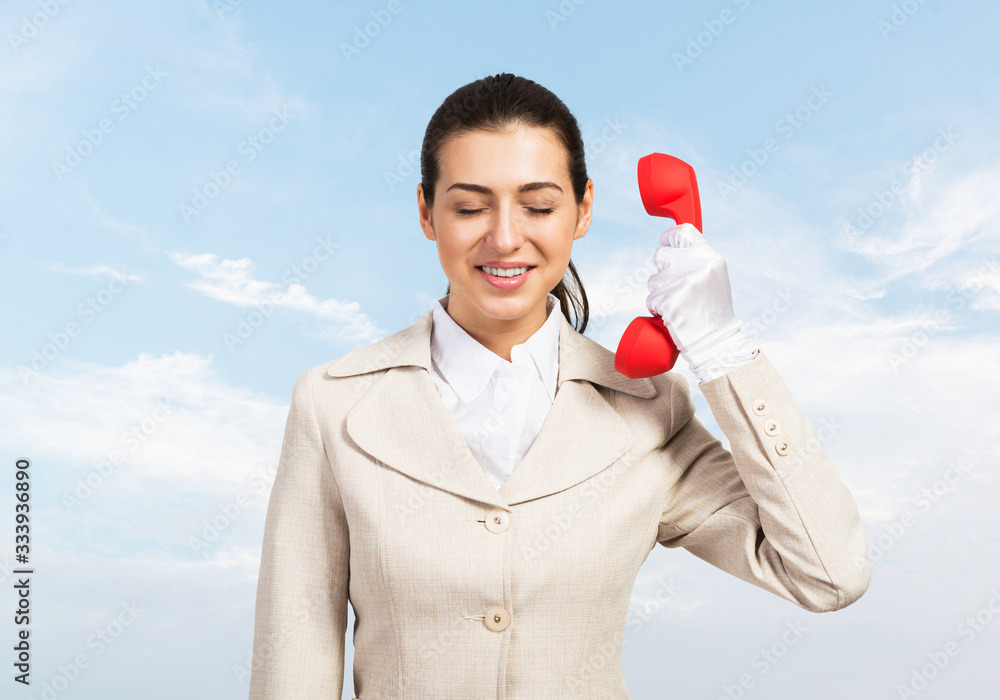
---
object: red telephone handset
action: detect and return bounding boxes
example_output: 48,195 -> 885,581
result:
614,153 -> 703,378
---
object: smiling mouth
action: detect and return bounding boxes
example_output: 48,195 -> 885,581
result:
477,265 -> 536,277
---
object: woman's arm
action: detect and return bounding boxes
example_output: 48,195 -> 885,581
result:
656,352 -> 871,612
644,222 -> 869,611
249,368 -> 351,699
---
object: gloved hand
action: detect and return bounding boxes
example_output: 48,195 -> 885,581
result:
645,223 -> 758,383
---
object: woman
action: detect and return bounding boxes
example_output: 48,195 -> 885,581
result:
248,73 -> 870,699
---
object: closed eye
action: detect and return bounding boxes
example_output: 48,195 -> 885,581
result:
456,207 -> 555,216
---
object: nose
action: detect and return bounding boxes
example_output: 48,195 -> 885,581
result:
484,200 -> 525,254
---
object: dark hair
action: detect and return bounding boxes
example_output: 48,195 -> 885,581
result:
420,72 -> 590,334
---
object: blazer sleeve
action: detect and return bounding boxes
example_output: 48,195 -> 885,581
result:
656,350 -> 871,613
249,368 -> 351,699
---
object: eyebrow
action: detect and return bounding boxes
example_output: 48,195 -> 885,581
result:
445,181 -> 563,195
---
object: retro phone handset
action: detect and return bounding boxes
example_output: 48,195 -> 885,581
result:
614,153 -> 703,379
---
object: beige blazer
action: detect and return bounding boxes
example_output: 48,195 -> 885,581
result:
248,308 -> 871,699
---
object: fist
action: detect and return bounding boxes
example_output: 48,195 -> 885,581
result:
644,223 -> 740,355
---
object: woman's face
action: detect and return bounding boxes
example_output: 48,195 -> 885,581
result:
417,124 -> 593,343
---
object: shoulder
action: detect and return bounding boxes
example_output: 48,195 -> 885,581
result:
322,309 -> 433,379
559,324 -> 695,441
288,309 -> 434,402
597,368 -> 695,445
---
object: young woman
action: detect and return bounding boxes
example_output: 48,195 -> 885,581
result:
248,73 -> 870,699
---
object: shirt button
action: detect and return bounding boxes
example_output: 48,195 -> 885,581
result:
485,509 -> 510,533
484,606 -> 511,632
775,440 -> 790,456
764,420 -> 780,436
753,400 -> 768,416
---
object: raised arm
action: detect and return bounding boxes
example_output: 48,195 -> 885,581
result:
656,351 -> 870,612
646,223 -> 870,612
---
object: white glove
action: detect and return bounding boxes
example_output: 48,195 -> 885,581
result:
645,223 -> 758,383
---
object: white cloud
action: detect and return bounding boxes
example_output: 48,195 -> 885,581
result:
45,262 -> 145,282
68,181 -> 159,249
0,351 -> 285,487
168,249 -> 384,344
842,163 -> 1000,282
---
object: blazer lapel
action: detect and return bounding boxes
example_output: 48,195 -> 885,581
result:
346,364 -> 510,509
327,307 -> 660,508
498,378 -> 632,505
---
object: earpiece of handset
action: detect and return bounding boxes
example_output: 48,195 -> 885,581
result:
613,153 -> 703,379
637,153 -> 702,232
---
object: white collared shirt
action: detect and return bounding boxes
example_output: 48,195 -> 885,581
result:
430,292 -> 561,490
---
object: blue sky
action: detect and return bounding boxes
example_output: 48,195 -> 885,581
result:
1,0 -> 999,698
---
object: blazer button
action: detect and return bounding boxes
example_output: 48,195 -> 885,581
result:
484,606 -> 511,632
485,509 -> 510,533
753,400 -> 768,416
764,420 -> 780,436
775,440 -> 790,456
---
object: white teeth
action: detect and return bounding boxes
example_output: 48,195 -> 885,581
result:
481,266 -> 529,277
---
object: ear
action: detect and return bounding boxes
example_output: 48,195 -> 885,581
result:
573,178 -> 593,240
417,184 -> 436,241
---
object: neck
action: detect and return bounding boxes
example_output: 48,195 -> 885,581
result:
445,296 -> 549,362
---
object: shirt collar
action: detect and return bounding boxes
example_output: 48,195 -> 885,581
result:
431,292 -> 561,404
